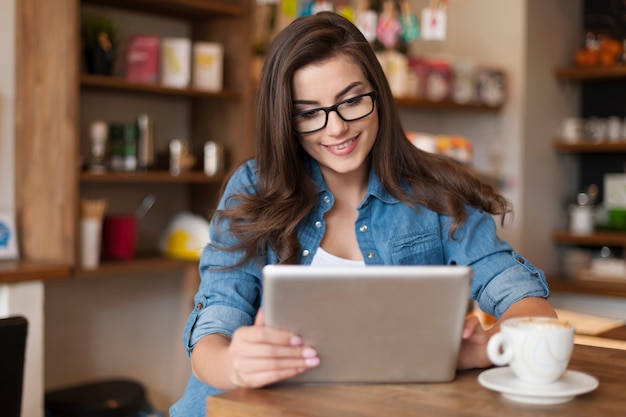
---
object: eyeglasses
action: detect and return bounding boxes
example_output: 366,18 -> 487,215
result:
293,91 -> 377,134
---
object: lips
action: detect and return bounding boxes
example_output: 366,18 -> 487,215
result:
323,136 -> 358,155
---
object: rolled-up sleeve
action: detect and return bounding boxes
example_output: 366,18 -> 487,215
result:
182,161 -> 264,356
442,206 -> 550,319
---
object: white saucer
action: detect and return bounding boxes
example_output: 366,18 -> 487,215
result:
478,367 -> 599,405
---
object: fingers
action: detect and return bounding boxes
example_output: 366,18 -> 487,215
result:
229,313 -> 320,388
233,365 -> 310,388
254,307 -> 264,326
462,315 -> 481,339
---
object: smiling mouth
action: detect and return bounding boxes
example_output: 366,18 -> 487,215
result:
324,137 -> 357,150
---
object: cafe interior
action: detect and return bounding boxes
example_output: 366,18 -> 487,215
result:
2,0 -> 626,416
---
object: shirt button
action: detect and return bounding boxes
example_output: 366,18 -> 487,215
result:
359,225 -> 368,232
516,256 -> 525,264
367,252 -> 376,259
196,303 -> 203,310
315,221 -> 323,228
302,249 -> 310,257
323,195 -> 331,204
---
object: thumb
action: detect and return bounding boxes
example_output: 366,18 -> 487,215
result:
254,308 -> 264,326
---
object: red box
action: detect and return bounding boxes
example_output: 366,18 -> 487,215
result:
125,35 -> 160,83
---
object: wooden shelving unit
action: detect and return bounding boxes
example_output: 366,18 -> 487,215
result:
0,260 -> 72,284
554,139 -> 626,153
73,0 -> 253,276
394,97 -> 502,111
74,254 -> 196,277
550,68 -> 626,297
15,0 -> 253,279
81,74 -> 243,100
80,170 -> 226,184
553,230 -> 626,247
555,66 -> 626,80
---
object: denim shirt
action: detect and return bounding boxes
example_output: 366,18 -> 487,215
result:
170,159 -> 550,417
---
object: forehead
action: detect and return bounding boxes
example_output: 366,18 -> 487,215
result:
292,55 -> 368,101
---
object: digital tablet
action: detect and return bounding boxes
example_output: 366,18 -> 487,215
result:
262,264 -> 473,384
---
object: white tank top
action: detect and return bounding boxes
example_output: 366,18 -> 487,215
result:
310,246 -> 365,267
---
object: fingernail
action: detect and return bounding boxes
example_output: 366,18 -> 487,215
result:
301,347 -> 317,358
290,336 -> 302,346
305,357 -> 320,367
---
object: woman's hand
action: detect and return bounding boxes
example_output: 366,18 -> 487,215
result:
456,297 -> 558,370
227,308 -> 320,388
456,315 -> 491,370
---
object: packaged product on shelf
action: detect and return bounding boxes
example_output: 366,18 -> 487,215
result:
125,35 -> 159,83
192,42 -> 223,92
405,131 -> 473,165
424,58 -> 452,102
407,56 -> 429,99
123,121 -> 138,172
378,50 -> 409,97
452,61 -> 477,105
88,120 -> 108,173
108,122 -> 125,171
161,37 -> 191,88
476,67 -> 507,107
137,114 -> 154,170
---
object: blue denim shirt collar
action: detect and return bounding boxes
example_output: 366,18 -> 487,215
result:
307,158 -> 399,208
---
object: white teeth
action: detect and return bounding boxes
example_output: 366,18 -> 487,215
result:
328,138 -> 355,150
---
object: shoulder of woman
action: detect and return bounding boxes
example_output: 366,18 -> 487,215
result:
224,159 -> 259,192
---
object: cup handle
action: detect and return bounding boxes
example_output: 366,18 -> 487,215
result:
486,332 -> 514,366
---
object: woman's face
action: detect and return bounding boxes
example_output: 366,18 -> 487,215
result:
292,55 -> 378,179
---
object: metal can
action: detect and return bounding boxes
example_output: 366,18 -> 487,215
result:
204,141 -> 224,176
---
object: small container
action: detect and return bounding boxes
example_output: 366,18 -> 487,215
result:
204,141 -> 224,176
161,37 -> 191,88
123,121 -> 138,172
108,123 -> 125,172
88,120 -> 108,173
137,114 -> 154,170
102,215 -> 138,260
569,204 -> 594,234
193,42 -> 223,92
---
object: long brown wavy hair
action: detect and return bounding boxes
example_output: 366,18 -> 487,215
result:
215,11 -> 511,266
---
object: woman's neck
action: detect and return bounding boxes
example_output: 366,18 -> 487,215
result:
321,164 -> 369,208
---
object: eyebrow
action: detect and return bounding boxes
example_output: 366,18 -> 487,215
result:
293,81 -> 364,106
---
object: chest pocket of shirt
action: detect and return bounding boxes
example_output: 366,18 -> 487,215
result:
389,229 -> 444,265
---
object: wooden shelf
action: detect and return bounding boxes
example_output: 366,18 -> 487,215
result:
554,66 -> 626,80
0,260 -> 72,284
82,0 -> 246,19
394,97 -> 502,111
81,74 -> 243,100
75,255 -> 197,277
554,139 -> 626,152
553,230 -> 626,246
548,276 -> 626,299
80,170 -> 226,184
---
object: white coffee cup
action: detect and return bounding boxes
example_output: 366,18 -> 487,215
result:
487,317 -> 574,384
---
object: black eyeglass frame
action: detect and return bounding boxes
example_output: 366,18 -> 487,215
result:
293,91 -> 377,134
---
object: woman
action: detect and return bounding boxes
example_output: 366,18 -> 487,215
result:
170,11 -> 556,417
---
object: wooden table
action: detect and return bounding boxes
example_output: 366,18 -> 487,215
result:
207,344 -> 626,417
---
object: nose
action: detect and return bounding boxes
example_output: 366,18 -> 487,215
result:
325,109 -> 348,136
